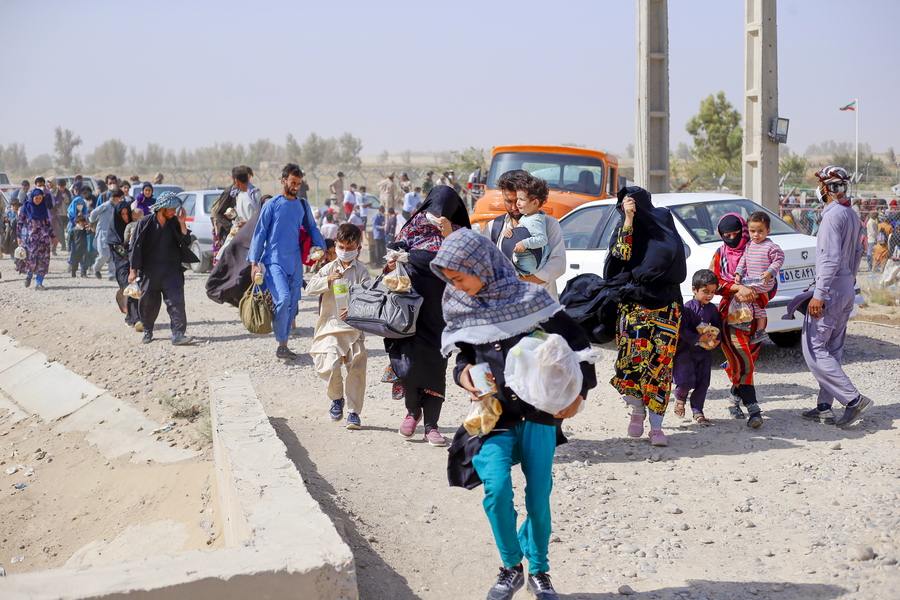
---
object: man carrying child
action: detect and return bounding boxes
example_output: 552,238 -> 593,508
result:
306,224 -> 371,430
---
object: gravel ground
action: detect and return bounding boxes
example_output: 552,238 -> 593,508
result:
1,253 -> 899,599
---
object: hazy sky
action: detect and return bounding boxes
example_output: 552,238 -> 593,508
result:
1,0 -> 897,162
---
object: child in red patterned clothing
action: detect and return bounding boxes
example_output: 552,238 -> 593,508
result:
734,212 -> 785,345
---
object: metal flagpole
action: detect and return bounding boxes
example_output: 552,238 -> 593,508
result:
855,98 -> 859,181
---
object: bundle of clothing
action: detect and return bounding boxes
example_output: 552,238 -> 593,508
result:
560,186 -> 686,343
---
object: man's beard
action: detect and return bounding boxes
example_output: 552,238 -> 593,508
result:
283,185 -> 297,198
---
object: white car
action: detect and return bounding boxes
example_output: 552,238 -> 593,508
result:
557,193 -> 821,347
178,189 -> 225,273
891,183 -> 900,196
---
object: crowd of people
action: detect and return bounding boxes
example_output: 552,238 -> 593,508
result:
0,162 -> 877,600
780,191 -> 900,272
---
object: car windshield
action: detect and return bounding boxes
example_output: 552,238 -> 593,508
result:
670,199 -> 798,244
0,174 -> 9,185
486,152 -> 605,196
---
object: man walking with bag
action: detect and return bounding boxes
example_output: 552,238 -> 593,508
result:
249,163 -> 326,359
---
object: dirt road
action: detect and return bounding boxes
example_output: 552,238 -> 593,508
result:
1,255 -> 898,599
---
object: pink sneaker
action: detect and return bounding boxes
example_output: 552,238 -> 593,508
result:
649,429 -> 668,446
398,412 -> 422,438
424,429 -> 447,447
627,412 -> 645,437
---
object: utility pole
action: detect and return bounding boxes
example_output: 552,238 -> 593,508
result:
635,0 -> 669,195
742,0 -> 779,212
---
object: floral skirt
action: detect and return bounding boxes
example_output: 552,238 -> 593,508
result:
381,364 -> 443,401
16,218 -> 54,276
610,301 -> 681,415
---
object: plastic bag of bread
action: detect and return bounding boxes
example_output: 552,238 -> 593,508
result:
696,322 -> 720,350
383,249 -> 413,292
123,281 -> 142,299
727,300 -> 753,325
463,395 -> 503,436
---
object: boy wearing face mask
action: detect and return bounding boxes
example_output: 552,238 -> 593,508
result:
306,224 -> 372,430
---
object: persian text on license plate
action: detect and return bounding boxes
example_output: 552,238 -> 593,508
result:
780,266 -> 815,283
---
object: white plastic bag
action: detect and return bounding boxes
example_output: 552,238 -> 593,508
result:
123,281 -> 142,299
383,249 -> 412,292
504,332 -> 602,415
14,246 -> 26,260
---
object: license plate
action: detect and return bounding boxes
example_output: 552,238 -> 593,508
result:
780,266 -> 815,283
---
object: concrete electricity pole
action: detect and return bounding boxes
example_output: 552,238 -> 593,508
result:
742,0 -> 780,212
635,0 -> 669,195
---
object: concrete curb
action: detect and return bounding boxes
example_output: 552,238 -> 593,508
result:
0,333 -> 196,463
0,373 -> 358,599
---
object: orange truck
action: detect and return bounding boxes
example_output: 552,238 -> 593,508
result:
469,144 -> 619,232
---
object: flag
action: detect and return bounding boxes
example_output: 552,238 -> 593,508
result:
839,101 -> 856,111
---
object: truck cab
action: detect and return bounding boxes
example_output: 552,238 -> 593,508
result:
470,145 -> 619,232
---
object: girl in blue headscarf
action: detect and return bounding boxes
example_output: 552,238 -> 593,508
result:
17,188 -> 57,289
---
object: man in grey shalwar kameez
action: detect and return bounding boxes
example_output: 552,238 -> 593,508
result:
801,166 -> 873,427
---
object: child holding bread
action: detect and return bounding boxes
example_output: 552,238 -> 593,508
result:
672,269 -> 722,425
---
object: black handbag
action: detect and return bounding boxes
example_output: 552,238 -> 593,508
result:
345,276 -> 423,338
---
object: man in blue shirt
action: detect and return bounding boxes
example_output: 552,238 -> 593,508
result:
249,163 -> 326,359
401,186 -> 421,220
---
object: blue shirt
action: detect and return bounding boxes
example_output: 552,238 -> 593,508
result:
402,192 -> 421,213
248,194 -> 327,277
372,212 -> 386,239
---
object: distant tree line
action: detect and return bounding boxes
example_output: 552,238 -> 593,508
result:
0,129 -> 363,174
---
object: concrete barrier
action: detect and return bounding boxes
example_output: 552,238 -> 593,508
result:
0,373 -> 358,599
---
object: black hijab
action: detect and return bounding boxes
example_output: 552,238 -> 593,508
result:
402,184 -> 471,232
603,186 -> 686,309
109,199 -> 132,244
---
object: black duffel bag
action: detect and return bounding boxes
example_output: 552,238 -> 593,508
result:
345,276 -> 423,338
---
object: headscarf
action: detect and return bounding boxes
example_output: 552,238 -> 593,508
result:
150,191 -> 181,213
432,228 -> 560,355
21,188 -> 50,221
398,185 -> 470,251
603,186 -> 686,308
68,196 -> 88,221
716,213 -> 750,280
109,199 -> 132,244
135,182 -> 154,212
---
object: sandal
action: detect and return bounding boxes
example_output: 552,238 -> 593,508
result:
694,413 -> 711,426
673,400 -> 686,418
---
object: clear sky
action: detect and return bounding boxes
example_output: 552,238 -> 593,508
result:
1,0 -> 897,162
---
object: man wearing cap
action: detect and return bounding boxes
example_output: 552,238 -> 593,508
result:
800,166 -> 873,427
421,171 -> 435,197
128,191 -> 198,346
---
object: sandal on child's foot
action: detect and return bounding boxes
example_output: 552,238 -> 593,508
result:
694,413 -> 711,426
673,400 -> 686,418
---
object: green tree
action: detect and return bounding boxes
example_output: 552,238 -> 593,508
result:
337,132 -> 363,168
449,147 -> 487,174
54,126 -> 82,169
779,152 -> 808,182
0,142 -> 28,170
92,138 -> 127,167
301,133 -> 327,170
685,92 -> 743,173
285,134 -> 302,163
